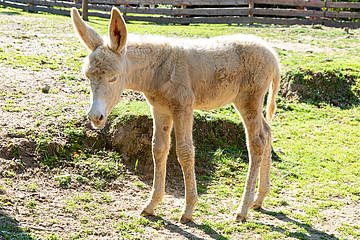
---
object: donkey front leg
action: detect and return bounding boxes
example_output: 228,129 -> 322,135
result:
173,107 -> 198,223
141,109 -> 173,216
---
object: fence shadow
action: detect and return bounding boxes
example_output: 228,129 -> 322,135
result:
0,11 -> 21,15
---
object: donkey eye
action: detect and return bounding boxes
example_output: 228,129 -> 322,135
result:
109,77 -> 117,83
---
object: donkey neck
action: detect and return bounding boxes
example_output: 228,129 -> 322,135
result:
124,40 -> 175,94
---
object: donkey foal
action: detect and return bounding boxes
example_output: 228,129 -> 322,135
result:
71,7 -> 280,223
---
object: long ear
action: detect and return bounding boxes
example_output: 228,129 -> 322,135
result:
108,7 -> 127,53
71,8 -> 103,51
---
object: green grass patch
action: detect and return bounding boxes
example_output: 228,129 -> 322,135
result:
0,6 -> 359,240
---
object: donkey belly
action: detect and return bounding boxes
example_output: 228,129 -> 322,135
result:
189,52 -> 244,110
193,80 -> 239,110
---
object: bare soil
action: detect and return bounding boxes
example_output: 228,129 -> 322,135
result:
0,12 -> 359,240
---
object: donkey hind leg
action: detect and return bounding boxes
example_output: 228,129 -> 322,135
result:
141,109 -> 173,216
233,101 -> 272,221
252,124 -> 271,210
173,107 -> 198,223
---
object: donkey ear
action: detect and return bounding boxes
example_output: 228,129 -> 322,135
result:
108,7 -> 127,53
71,8 -> 103,51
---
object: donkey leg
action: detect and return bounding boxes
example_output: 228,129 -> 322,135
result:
141,109 -> 173,216
234,102 -> 269,221
173,107 -> 198,223
253,118 -> 272,209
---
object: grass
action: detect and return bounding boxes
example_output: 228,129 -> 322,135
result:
0,5 -> 359,240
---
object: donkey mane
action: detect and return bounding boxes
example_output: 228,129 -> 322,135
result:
125,33 -> 275,56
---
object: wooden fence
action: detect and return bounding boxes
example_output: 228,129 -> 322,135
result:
1,0 -> 360,28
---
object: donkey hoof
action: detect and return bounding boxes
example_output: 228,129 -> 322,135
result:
235,214 -> 247,222
140,208 -> 154,216
252,204 -> 262,210
180,215 -> 192,224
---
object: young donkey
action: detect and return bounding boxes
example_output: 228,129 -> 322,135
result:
71,7 -> 280,223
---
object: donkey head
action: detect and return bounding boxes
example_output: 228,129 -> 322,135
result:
71,7 -> 127,129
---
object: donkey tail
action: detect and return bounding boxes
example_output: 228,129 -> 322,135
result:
266,68 -> 281,121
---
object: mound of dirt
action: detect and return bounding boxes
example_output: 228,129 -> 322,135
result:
109,114 -> 247,176
0,113 -> 247,179
281,68 -> 360,108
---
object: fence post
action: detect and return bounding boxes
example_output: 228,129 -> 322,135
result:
326,0 -> 333,19
28,0 -> 34,12
249,0 -> 254,17
82,0 -> 88,21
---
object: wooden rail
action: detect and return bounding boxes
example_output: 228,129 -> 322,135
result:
1,0 -> 360,28
88,0 -> 250,6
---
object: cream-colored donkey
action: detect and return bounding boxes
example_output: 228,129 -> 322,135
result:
71,7 -> 280,223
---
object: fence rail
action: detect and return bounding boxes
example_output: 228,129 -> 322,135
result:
1,0 -> 360,28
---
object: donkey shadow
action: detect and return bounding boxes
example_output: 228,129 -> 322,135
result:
140,207 -> 338,240
256,209 -> 339,240
143,215 -> 226,240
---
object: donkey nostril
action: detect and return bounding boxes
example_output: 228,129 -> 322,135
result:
99,114 -> 104,121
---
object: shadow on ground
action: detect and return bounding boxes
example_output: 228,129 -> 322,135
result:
144,215 -> 227,240
103,113 -> 249,194
0,116 -> 341,239
281,68 -> 360,109
258,209 -> 339,240
0,113 -> 278,195
0,205 -> 32,239
0,6 -> 21,15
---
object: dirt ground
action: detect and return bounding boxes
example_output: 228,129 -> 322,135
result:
0,12 -> 359,240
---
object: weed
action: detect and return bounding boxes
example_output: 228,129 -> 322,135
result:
55,175 -> 71,188
74,192 -> 93,203
100,193 -> 112,203
337,223 -> 360,238
25,199 -> 36,209
1,171 -> 15,178
27,183 -> 38,192
64,200 -> 77,213
134,181 -> 144,189
45,234 -> 61,240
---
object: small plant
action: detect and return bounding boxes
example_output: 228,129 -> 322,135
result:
27,183 -> 38,192
49,219 -> 59,224
74,192 -> 93,203
134,181 -> 144,189
75,175 -> 88,184
9,145 -> 20,158
100,193 -> 112,203
1,171 -> 15,178
26,199 -> 37,209
55,175 -> 71,188
45,234 -> 61,240
337,223 -> 360,238
64,200 -> 77,213
35,120 -> 41,126
153,220 -> 165,230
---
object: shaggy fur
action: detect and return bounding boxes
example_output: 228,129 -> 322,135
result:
71,7 -> 280,223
